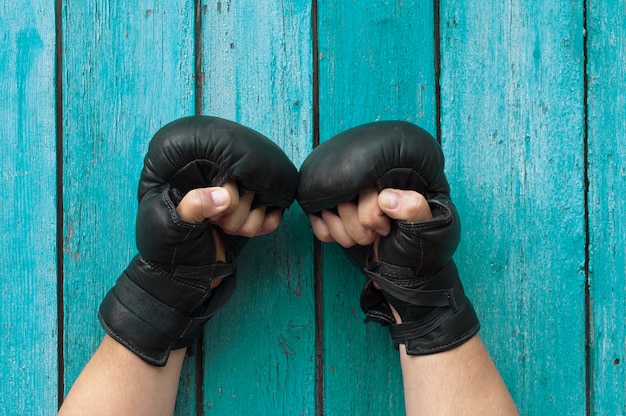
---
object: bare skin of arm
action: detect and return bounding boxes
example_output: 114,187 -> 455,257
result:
58,182 -> 281,416
309,187 -> 519,416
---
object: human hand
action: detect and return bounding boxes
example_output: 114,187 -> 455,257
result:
308,187 -> 433,249
99,116 -> 297,366
175,179 -> 283,288
177,180 -> 282,237
297,120 -> 479,356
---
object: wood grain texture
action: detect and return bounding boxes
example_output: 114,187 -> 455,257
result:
317,1 -> 437,414
200,1 -> 316,414
586,1 -> 626,414
60,2 -> 196,414
0,1 -> 57,414
439,1 -> 586,414
6,1 -> 626,413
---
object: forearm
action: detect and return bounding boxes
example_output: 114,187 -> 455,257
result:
400,335 -> 518,416
58,335 -> 186,416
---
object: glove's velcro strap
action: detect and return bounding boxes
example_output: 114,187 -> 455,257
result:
131,255 -> 235,314
99,277 -> 176,366
111,273 -> 201,339
399,302 -> 480,355
389,307 -> 452,341
361,260 -> 480,355
365,262 -> 462,309
99,267 -> 237,366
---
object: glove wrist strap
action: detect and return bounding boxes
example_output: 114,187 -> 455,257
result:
360,261 -> 480,355
99,256 -> 236,366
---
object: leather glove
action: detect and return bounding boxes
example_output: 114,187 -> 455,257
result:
297,121 -> 479,355
99,116 -> 298,366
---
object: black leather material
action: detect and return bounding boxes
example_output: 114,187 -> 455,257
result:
297,121 -> 479,355
138,116 -> 298,209
298,121 -> 448,213
99,116 -> 298,366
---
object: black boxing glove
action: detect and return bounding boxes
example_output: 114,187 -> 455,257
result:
99,116 -> 298,366
298,121 -> 479,355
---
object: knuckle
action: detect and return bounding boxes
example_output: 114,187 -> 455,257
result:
353,231 -> 376,246
217,218 -> 239,235
312,226 -> 333,242
262,214 -> 281,234
359,212 -> 378,228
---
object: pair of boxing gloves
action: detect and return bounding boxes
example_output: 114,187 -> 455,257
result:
98,116 -> 480,366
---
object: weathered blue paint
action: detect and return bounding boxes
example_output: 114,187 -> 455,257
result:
587,1 -> 626,414
0,1 -> 57,414
317,1 -> 437,414
60,3 -> 196,415
440,1 -> 587,414
2,0 -> 626,414
200,1 -> 316,414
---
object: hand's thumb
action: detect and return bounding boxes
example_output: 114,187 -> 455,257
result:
378,189 -> 433,222
176,187 -> 232,223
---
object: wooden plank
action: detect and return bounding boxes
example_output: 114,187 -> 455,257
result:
0,1 -> 58,414
60,1 -> 197,414
587,1 -> 626,413
317,1 -> 437,414
200,1 -> 316,414
439,1 -> 586,414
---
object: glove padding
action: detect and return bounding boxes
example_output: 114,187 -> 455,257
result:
298,121 -> 480,355
99,116 -> 298,366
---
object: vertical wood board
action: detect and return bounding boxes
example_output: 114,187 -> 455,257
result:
0,1 -> 58,414
61,3 -> 196,414
317,1 -> 437,414
439,1 -> 586,414
586,0 -> 626,413
318,1 -> 437,136
200,1 -> 316,414
4,1 -> 625,413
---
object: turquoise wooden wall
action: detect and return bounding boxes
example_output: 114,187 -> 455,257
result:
2,1 -> 624,415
